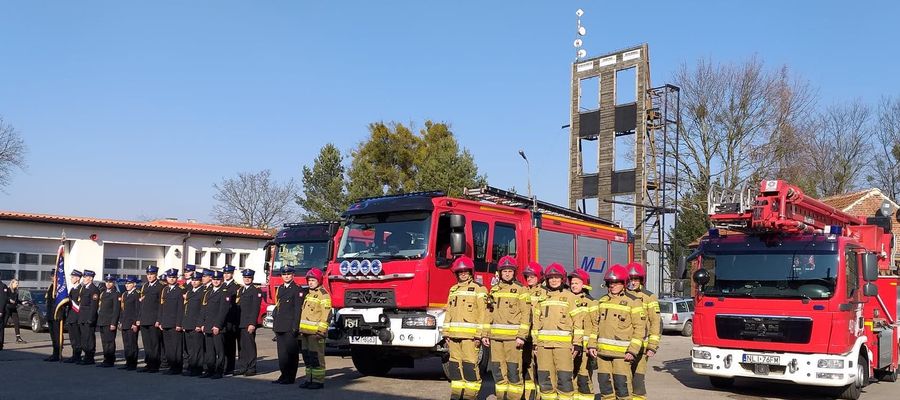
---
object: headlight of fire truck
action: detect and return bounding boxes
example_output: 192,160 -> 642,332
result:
692,350 -> 712,360
817,359 -> 845,369
402,315 -> 437,329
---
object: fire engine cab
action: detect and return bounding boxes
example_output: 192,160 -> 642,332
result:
686,180 -> 900,399
326,186 -> 633,376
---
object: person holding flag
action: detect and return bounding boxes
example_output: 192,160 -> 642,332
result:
45,244 -> 69,362
63,269 -> 84,363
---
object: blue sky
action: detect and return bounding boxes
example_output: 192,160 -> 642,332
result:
1,1 -> 898,222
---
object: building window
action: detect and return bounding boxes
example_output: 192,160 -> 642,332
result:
18,270 -> 39,281
122,259 -> 140,270
104,258 -> 119,270
239,253 -> 249,269
140,260 -> 157,270
41,271 -> 53,281
195,251 -> 203,266
19,253 -> 40,265
41,254 -> 57,265
472,221 -> 489,273
210,252 -> 220,267
225,253 -> 234,266
0,269 -> 14,280
0,252 -> 14,264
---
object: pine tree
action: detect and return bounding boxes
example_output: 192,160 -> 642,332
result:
296,143 -> 349,221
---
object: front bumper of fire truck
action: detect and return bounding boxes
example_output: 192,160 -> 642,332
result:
335,307 -> 445,348
691,345 -> 859,387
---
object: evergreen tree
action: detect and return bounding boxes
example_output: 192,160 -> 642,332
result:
296,143 -> 349,221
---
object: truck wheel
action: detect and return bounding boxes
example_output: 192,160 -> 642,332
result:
681,321 -> 693,337
351,346 -> 392,377
837,354 -> 867,400
875,367 -> 898,382
708,376 -> 734,389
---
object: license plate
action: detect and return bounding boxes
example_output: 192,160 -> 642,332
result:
743,354 -> 780,365
344,317 -> 360,329
754,363 -> 770,375
349,336 -> 380,345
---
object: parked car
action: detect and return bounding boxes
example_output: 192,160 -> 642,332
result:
659,296 -> 694,336
12,289 -> 50,333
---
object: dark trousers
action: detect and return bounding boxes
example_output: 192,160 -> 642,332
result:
0,312 -> 6,349
122,328 -> 138,367
224,327 -> 238,373
3,310 -> 21,335
275,331 -> 299,382
79,323 -> 96,361
66,322 -> 81,359
100,326 -> 117,364
204,332 -> 225,375
237,328 -> 257,372
140,325 -> 161,370
162,328 -> 183,372
48,319 -> 62,358
185,330 -> 204,372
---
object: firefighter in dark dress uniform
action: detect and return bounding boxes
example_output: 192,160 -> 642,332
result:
118,276 -> 140,370
137,265 -> 163,372
63,270 -> 83,363
235,268 -> 262,376
221,265 -> 240,375
44,283 -> 62,361
96,274 -> 121,367
271,266 -> 304,385
182,273 -> 205,376
158,268 -> 185,374
77,269 -> 100,365
200,270 -> 229,379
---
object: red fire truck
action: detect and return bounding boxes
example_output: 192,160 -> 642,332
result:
262,222 -> 340,328
325,186 -> 633,376
685,180 -> 899,399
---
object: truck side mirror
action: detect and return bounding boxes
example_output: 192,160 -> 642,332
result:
863,282 -> 878,297
327,239 -> 335,262
450,232 -> 466,257
450,214 -> 466,229
862,253 -> 879,282
677,256 -> 687,279
692,268 -> 710,288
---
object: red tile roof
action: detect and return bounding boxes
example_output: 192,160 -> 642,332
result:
821,189 -> 874,211
0,211 -> 273,239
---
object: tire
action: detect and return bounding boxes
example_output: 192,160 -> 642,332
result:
709,376 -> 734,389
681,321 -> 693,337
837,354 -> 867,400
875,367 -> 898,382
351,346 -> 393,377
31,313 -> 43,333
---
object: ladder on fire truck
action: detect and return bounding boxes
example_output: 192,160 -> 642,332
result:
464,185 -> 620,227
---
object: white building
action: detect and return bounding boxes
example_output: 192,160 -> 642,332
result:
0,211 -> 273,288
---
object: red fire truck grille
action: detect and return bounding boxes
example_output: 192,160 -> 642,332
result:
715,315 -> 813,344
344,289 -> 397,308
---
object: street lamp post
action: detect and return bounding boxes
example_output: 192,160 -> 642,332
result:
518,149 -> 534,207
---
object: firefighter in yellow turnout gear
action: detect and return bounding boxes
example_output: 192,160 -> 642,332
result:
589,265 -> 647,400
532,263 -> 580,400
488,256 -> 531,400
442,256 -> 490,400
626,262 -> 661,400
298,268 -> 331,389
522,262 -> 547,400
568,269 -> 597,400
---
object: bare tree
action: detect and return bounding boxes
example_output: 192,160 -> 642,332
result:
212,169 -> 298,229
808,101 -> 873,197
868,96 -> 900,200
0,116 -> 27,189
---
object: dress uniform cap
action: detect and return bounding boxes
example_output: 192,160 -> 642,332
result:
223,265 -> 236,273
146,265 -> 159,274
306,268 -> 324,281
83,269 -> 96,277
190,274 -> 202,281
104,273 -> 115,281
202,268 -> 214,277
70,269 -> 83,277
184,264 -> 197,272
212,270 -> 224,280
165,268 -> 178,278
125,276 -> 139,284
241,269 -> 256,278
281,265 -> 296,274
496,255 -> 518,271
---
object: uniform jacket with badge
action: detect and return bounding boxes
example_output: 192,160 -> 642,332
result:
201,286 -> 230,331
222,280 -> 241,329
442,279 -> 490,340
97,288 -> 121,327
157,283 -> 185,329
66,284 -> 82,325
119,289 -> 140,329
590,290 -> 646,358
138,280 -> 163,325
182,285 -> 205,331
272,282 -> 303,334
78,283 -> 101,325
299,286 -> 331,336
531,286 -> 579,348
237,284 -> 263,328
572,290 -> 597,347
0,282 -> 8,318
630,288 -> 661,353
488,280 -> 530,341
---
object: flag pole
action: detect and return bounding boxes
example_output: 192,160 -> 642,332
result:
56,231 -> 67,362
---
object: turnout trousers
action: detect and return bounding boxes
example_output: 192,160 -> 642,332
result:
630,349 -> 648,400
522,340 -> 539,400
572,350 -> 595,400
237,328 -> 258,373
535,346 -> 574,400
447,338 -> 481,400
490,339 -> 524,400
300,333 -> 326,384
597,355 -> 633,400
274,331 -> 299,382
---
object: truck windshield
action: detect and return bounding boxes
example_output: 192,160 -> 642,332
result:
337,211 -> 432,260
275,241 -> 329,275
700,237 -> 838,299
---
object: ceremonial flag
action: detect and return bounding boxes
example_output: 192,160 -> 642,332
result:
52,244 -> 71,319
